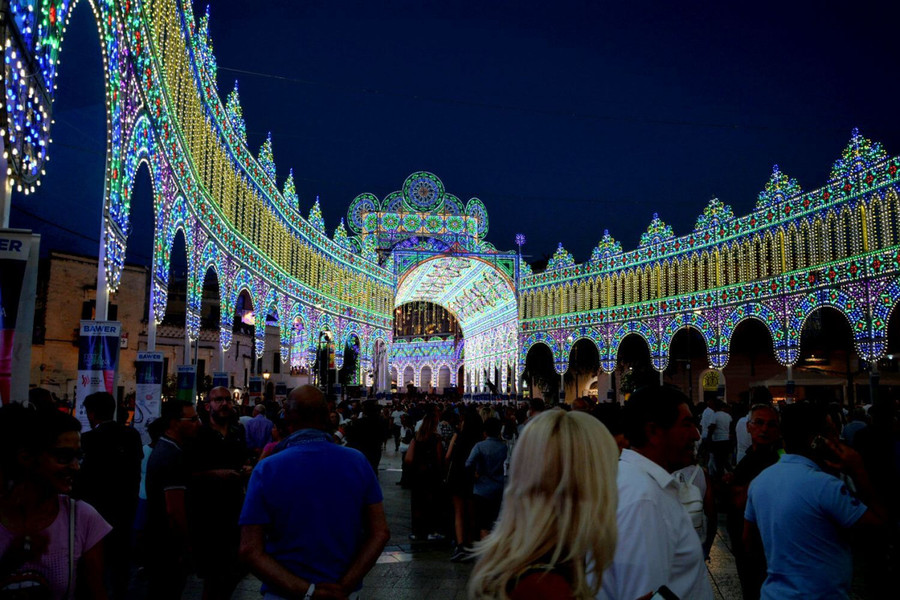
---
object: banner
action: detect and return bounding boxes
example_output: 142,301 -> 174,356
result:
248,376 -> 262,404
134,351 -> 164,444
76,321 -> 122,429
212,371 -> 230,389
274,381 -> 287,404
176,364 -> 197,403
0,232 -> 30,405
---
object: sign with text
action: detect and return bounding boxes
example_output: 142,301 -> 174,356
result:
176,364 -> 197,404
0,231 -> 31,404
248,376 -> 262,403
212,371 -> 230,389
76,321 -> 122,429
134,351 -> 164,444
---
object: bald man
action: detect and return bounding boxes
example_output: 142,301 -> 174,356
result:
239,386 -> 390,599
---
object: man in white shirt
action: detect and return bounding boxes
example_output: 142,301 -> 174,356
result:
390,406 -> 405,451
734,411 -> 752,464
709,400 -> 733,478
699,402 -> 715,442
598,386 -> 713,600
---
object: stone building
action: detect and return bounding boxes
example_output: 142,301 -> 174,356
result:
29,251 -> 302,405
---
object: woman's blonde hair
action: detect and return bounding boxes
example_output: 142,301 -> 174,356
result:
468,409 -> 619,599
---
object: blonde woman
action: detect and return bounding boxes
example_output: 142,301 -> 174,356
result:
468,409 -> 619,599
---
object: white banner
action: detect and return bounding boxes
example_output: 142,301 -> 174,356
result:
75,321 -> 122,430
0,229 -> 39,406
134,351 -> 164,444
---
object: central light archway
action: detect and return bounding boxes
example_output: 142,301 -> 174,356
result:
395,255 -> 518,393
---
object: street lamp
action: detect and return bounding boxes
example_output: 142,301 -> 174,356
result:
563,335 -> 574,403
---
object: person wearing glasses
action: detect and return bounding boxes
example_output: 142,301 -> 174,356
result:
725,403 -> 781,600
0,404 -> 111,599
144,401 -> 201,599
189,387 -> 252,600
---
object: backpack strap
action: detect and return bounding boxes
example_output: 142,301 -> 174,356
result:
686,465 -> 700,486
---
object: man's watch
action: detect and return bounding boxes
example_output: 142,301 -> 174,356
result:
303,583 -> 316,599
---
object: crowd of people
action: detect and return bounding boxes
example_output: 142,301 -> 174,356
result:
0,382 -> 897,599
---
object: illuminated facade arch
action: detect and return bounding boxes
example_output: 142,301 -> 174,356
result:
519,131 -> 900,388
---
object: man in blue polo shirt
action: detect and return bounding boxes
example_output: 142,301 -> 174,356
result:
239,385 -> 390,600
744,402 -> 886,600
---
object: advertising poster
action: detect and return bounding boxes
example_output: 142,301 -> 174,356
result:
0,232 -> 30,405
176,364 -> 197,403
212,371 -> 230,389
274,381 -> 287,404
248,376 -> 262,404
134,351 -> 164,444
76,321 -> 122,429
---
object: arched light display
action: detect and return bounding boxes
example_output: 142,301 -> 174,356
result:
520,128 -> 900,379
6,3 -> 900,396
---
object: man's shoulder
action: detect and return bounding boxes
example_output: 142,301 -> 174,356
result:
269,440 -> 368,465
616,458 -> 667,505
149,438 -> 182,461
750,455 -> 830,493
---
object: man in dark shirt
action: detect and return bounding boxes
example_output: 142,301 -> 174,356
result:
466,417 -> 509,539
346,400 -> 388,474
189,386 -> 251,600
145,400 -> 200,600
726,403 -> 781,600
74,391 -> 143,599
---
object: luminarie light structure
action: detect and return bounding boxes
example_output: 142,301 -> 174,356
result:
4,3 -> 900,397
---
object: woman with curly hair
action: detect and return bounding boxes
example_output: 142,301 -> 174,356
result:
468,409 -> 619,599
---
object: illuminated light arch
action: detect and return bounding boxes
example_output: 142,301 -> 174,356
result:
339,320 -> 365,356
659,313 -> 717,369
339,330 -> 363,379
395,253 -> 517,392
559,326 -> 608,374
791,289 -> 868,361
315,312 -> 338,340
720,303 -> 783,368
869,275 -> 900,361
418,362 -> 435,389
366,328 -> 390,362
520,332 -> 564,375
401,364 -> 415,387
612,321 -> 659,368
228,270 -> 260,317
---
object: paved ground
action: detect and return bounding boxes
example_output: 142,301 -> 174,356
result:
176,446 -> 743,599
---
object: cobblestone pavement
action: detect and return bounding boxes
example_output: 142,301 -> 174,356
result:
175,445 -> 744,600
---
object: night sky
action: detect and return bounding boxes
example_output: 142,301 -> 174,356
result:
11,0 -> 900,270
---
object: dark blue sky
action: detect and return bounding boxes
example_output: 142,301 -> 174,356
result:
12,0 -> 900,268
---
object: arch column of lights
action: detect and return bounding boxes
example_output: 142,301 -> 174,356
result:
7,4 -> 900,403
3,1 -> 394,381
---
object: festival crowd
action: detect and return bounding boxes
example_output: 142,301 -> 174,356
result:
0,381 -> 898,600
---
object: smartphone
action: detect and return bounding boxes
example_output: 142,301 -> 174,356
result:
651,585 -> 679,600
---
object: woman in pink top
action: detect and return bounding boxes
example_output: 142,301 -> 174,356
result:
0,405 -> 111,599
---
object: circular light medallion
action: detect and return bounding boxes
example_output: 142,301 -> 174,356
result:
403,172 -> 445,212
